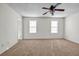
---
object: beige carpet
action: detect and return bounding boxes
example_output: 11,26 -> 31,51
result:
1,38 -> 79,56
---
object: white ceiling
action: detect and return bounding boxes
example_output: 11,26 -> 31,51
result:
7,3 -> 79,17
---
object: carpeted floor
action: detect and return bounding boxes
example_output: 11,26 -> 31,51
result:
1,38 -> 79,56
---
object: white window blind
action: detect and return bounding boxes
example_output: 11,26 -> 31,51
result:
51,21 -> 58,33
29,20 -> 36,33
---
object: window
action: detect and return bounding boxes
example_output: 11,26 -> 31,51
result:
29,20 -> 37,33
51,21 -> 58,33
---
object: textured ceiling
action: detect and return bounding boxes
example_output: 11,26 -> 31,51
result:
7,3 -> 79,17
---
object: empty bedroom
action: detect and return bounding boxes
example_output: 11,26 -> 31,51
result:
0,3 -> 79,56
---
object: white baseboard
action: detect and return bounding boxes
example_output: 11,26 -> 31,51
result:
64,37 -> 79,44
24,37 -> 63,39
0,40 -> 18,55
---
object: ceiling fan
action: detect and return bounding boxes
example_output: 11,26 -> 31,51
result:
42,3 -> 65,15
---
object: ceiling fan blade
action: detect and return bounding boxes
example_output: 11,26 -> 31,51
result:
55,9 -> 64,11
54,3 -> 61,8
43,11 -> 49,15
42,7 -> 49,10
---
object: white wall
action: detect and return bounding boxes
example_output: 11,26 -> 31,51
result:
17,16 -> 22,39
0,4 -> 21,54
65,12 -> 79,43
23,17 -> 65,39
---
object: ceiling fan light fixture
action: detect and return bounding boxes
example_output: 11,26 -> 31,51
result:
42,3 -> 65,15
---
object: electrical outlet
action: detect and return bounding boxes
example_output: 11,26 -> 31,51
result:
6,47 -> 9,50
